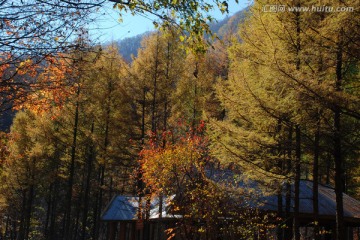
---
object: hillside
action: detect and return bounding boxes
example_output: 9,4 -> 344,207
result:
116,32 -> 152,63
116,8 -> 248,62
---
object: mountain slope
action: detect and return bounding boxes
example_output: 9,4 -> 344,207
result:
116,8 -> 248,62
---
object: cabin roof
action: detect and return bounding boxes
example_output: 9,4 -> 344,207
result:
261,180 -> 360,222
101,195 -> 176,221
101,180 -> 360,223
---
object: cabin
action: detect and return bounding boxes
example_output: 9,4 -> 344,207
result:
101,180 -> 360,240
262,180 -> 360,239
101,195 -> 177,240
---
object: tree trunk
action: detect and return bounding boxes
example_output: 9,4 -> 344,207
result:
293,125 -> 301,240
192,62 -> 199,131
285,125 -> 293,239
93,165 -> 105,240
74,166 -> 85,240
17,190 -> 27,240
93,80 -> 112,240
48,178 -> 59,240
81,122 -> 95,240
277,187 -> 283,240
44,182 -> 53,238
334,27 -> 344,240
24,184 -> 34,240
64,85 -> 80,240
292,3 -> 302,238
151,33 -> 160,135
313,118 -> 320,240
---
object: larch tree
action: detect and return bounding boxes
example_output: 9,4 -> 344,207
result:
210,0 -> 360,239
0,45 -> 139,240
314,3 -> 360,238
127,30 -> 186,232
86,44 -> 137,239
171,52 -> 218,127
1,109 -> 66,240
129,30 -> 186,144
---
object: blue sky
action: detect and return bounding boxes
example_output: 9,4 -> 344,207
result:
89,0 -> 251,43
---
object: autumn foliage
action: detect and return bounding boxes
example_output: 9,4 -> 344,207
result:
139,121 -> 276,240
0,1 -> 359,237
13,56 -> 75,115
140,121 -> 207,196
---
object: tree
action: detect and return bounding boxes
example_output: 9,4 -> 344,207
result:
129,30 -> 185,140
54,46 -> 137,240
171,52 -> 218,127
140,121 -> 275,240
0,109 -> 65,240
210,1 -> 360,239
312,3 -> 360,239
88,44 -> 138,238
0,44 -> 140,239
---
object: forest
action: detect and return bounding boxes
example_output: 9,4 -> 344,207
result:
0,0 -> 359,240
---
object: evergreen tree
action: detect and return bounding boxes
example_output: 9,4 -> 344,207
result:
210,0 -> 360,239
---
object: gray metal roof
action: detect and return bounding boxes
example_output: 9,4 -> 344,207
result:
260,180 -> 360,221
206,169 -> 360,220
